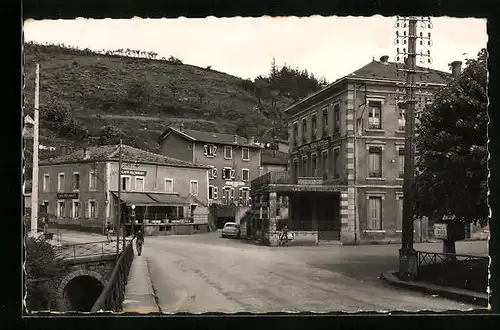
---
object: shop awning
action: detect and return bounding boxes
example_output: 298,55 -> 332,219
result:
111,192 -> 158,206
147,193 -> 189,206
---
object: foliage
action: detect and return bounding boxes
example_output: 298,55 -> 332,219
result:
126,80 -> 151,104
167,55 -> 183,65
98,125 -> 126,145
24,236 -> 64,311
413,49 -> 488,225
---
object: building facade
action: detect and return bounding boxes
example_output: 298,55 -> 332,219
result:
250,56 -> 457,245
37,145 -> 210,234
158,127 -> 262,207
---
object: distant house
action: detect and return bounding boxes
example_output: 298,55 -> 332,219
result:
158,127 -> 263,208
37,144 -> 210,234
260,149 -> 288,175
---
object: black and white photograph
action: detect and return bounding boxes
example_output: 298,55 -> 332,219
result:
22,15 -> 489,314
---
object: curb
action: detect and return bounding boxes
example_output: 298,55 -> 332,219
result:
380,271 -> 488,307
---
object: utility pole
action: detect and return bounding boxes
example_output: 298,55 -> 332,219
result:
30,64 -> 40,237
116,139 -> 122,257
394,16 -> 433,280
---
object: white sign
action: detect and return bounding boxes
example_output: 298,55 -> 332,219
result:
434,223 -> 448,239
225,181 -> 246,187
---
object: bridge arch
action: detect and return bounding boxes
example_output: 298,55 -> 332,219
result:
57,269 -> 107,312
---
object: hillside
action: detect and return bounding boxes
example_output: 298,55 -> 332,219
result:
23,43 -> 296,171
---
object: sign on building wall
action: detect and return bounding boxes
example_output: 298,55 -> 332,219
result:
121,169 -> 147,176
57,192 -> 79,199
297,178 -> 323,185
298,138 -> 329,153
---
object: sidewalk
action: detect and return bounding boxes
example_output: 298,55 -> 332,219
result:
381,271 -> 488,307
122,256 -> 159,313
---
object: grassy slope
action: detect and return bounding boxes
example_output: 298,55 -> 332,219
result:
23,43 -> 292,165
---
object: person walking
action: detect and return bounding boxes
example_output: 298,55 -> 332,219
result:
133,228 -> 145,256
106,222 -> 113,242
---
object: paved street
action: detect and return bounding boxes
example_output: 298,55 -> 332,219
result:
143,232 -> 487,313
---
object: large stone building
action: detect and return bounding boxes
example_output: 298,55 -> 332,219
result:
158,126 -> 263,227
250,56 -> 460,245
37,144 -> 210,234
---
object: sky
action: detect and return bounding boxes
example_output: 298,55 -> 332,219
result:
23,16 -> 487,82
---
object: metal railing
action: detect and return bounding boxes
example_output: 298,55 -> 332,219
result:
54,240 -> 131,260
416,251 -> 489,291
91,240 -> 135,312
141,213 -> 209,224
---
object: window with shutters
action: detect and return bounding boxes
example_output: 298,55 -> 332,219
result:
58,173 -> 65,191
293,122 -> 299,145
398,104 -> 406,131
89,171 -> 97,190
89,200 -> 97,218
302,117 -> 308,143
397,148 -> 405,179
368,146 -> 382,178
213,186 -> 218,199
368,101 -> 382,129
396,196 -> 403,231
333,103 -> 340,134
224,146 -> 233,159
121,176 -> 131,191
242,168 -> 250,181
322,107 -> 329,137
209,166 -> 217,179
311,153 -> 317,177
72,172 -> 80,191
57,200 -> 65,218
367,196 -> 382,230
322,151 -> 328,180
301,156 -> 308,176
190,180 -> 199,196
164,178 -> 174,193
43,174 -> 50,192
203,144 -> 217,157
222,167 -> 235,180
72,200 -> 80,218
333,148 -> 340,179
209,185 -> 215,200
311,113 -> 317,140
242,148 -> 250,161
135,177 -> 145,191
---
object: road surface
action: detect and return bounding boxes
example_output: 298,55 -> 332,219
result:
142,232 -> 487,313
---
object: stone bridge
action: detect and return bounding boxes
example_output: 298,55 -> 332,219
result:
51,241 -> 128,311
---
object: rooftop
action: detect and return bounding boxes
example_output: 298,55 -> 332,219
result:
39,144 -> 210,169
261,149 -> 288,166
285,57 -> 451,112
159,127 -> 263,149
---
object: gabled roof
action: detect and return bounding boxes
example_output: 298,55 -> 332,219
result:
261,149 -> 288,166
39,144 -> 210,169
159,127 -> 263,149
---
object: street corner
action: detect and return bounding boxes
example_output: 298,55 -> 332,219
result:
380,270 -> 488,307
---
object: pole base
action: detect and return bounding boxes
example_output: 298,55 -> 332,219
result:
398,248 -> 418,281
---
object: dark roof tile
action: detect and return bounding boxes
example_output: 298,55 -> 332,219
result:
161,127 -> 263,149
40,144 -> 210,169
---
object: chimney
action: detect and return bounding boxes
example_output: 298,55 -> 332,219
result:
250,136 -> 255,144
379,55 -> 389,65
233,135 -> 238,144
450,60 -> 462,77
179,123 -> 184,131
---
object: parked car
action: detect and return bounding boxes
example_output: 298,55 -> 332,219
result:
221,222 -> 240,238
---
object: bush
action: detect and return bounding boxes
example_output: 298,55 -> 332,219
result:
24,236 -> 64,311
42,105 -> 71,123
98,125 -> 125,145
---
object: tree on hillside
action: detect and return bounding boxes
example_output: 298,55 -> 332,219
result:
254,76 -> 271,105
98,125 -> 126,145
413,48 -> 488,254
194,85 -> 206,107
168,79 -> 180,99
127,80 -> 151,104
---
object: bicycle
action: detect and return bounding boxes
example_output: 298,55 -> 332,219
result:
278,232 -> 290,247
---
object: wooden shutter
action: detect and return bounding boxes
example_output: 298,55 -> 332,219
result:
213,146 -> 218,156
213,167 -> 218,178
397,198 -> 403,230
369,197 -> 382,230
203,144 -> 208,155
213,187 -> 218,199
230,169 -> 236,179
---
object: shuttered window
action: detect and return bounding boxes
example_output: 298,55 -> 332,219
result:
367,197 -> 382,230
